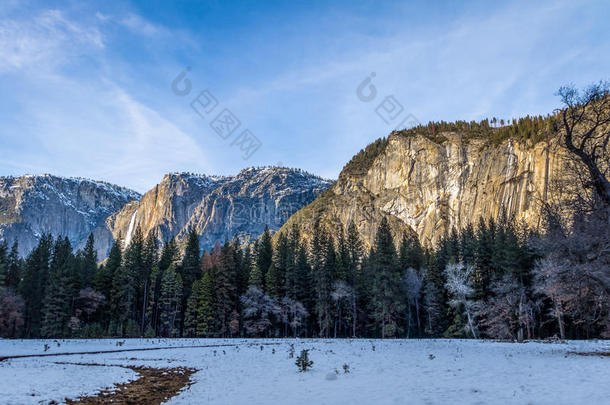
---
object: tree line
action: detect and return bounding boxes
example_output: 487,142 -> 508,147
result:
0,210 -> 607,340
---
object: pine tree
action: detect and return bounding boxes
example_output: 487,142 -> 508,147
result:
158,238 -> 179,272
80,234 -> 97,288
184,270 -> 215,337
346,221 -> 363,337
20,234 -> 52,337
424,247 -> 449,336
255,226 -> 273,290
41,237 -> 75,337
145,265 -> 162,336
314,225 -> 336,338
111,229 -> 143,335
158,264 -> 182,337
474,217 -> 493,300
7,241 -> 21,290
398,233 -> 424,271
285,224 -> 300,301
214,241 -> 238,336
138,233 -> 158,335
267,232 -> 288,298
180,229 -> 201,297
240,244 -> 253,293
370,218 -> 402,338
0,241 -> 7,287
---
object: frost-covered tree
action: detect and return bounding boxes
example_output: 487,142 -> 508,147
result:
331,281 -> 353,338
279,296 -> 308,337
240,286 -> 279,337
444,262 -> 478,338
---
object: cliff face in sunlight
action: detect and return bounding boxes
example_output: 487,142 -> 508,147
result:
107,168 -> 332,253
280,131 -> 568,248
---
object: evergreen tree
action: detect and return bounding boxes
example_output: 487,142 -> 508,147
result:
255,226 -> 273,290
284,224 -> 300,300
240,244 -> 253,293
346,221 -> 363,337
214,241 -> 238,336
7,241 -> 22,290
424,246 -> 449,336
20,234 -> 52,337
145,265 -> 162,336
180,229 -> 201,297
267,232 -> 288,298
41,237 -> 75,337
80,234 -> 97,288
473,217 -> 493,300
0,241 -> 7,287
158,264 -> 182,337
184,270 -> 215,337
313,225 -> 336,338
110,229 -> 143,335
370,218 -> 403,338
398,233 -> 424,271
158,238 -> 179,272
138,232 -> 158,334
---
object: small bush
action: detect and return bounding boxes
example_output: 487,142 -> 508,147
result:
295,349 -> 313,372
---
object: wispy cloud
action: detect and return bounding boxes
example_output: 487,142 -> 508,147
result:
0,9 -> 104,73
0,6 -> 208,191
0,0 -> 608,189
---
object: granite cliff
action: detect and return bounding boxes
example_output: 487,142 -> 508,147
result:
280,130 -> 569,248
107,167 -> 332,252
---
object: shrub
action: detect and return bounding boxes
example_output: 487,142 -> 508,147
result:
295,349 -> 313,372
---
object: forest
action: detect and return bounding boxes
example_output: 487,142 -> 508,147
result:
0,207 -> 607,341
0,84 -> 608,341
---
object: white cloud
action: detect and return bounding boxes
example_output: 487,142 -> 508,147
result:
0,7 -> 208,192
119,13 -> 165,37
0,9 -> 104,73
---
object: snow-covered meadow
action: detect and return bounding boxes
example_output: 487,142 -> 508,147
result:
1,338 -> 609,404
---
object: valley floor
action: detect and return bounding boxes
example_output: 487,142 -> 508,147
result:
1,338 -> 609,405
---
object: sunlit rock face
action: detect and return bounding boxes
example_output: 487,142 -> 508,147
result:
107,168 -> 332,253
281,132 -> 568,248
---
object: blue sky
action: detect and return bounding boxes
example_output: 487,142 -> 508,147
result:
0,0 -> 609,192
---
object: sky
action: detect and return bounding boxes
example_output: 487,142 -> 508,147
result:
0,0 -> 609,192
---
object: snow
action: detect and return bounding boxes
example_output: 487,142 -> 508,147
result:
1,339 -> 609,404
1,356 -> 135,404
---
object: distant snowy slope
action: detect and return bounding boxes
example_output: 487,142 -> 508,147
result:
0,174 -> 141,257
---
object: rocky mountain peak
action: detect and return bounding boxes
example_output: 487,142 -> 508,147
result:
0,174 -> 141,257
108,167 -> 332,254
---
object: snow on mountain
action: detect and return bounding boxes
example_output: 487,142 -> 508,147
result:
0,174 -> 141,257
108,167 -> 333,253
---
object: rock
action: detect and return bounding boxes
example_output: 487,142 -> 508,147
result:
0,175 -> 140,257
107,167 -> 332,253
280,131 -> 574,248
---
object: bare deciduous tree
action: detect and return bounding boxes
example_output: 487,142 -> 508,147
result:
557,82 -> 610,213
444,263 -> 478,338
